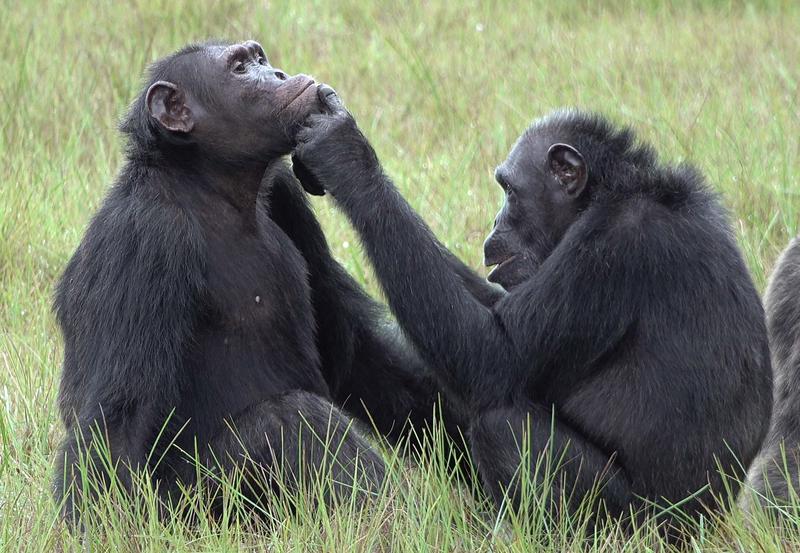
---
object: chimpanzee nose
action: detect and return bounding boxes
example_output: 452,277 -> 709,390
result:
271,69 -> 288,81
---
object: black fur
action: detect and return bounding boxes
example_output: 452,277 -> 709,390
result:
292,101 -> 773,527
53,43 -> 462,525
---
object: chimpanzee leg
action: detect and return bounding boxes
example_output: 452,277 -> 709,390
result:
204,390 -> 385,513
470,403 -> 632,520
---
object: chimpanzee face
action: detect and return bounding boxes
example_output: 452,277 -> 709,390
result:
145,41 -> 321,163
483,129 -> 588,291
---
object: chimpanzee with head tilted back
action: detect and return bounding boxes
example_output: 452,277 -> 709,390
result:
292,89 -> 773,532
53,41 -> 465,525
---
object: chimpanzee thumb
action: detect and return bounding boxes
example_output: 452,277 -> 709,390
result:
317,84 -> 345,115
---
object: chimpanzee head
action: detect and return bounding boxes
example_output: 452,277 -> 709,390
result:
123,40 -> 320,164
483,111 -> 653,290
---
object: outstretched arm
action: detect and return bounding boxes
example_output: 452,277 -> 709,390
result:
442,247 -> 506,308
291,92 -> 519,409
54,189 -> 204,521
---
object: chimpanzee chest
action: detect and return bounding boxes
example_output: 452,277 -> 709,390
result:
188,217 -> 326,411
207,231 -> 311,332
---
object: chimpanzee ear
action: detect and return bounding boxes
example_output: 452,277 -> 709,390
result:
547,143 -> 588,197
145,81 -> 194,133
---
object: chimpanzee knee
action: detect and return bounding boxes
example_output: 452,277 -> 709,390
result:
206,390 -> 385,511
470,404 -> 631,518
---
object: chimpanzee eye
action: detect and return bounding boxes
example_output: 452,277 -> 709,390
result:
257,56 -> 268,66
232,61 -> 247,74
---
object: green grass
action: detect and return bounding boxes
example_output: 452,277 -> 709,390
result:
2,0 -> 800,550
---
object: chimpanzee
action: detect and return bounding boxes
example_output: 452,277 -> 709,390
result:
53,41 -> 463,525
291,90 -> 774,527
744,237 -> 800,507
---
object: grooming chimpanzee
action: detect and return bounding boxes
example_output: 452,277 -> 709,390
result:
292,89 -> 773,527
53,42 -> 461,524
744,237 -> 800,507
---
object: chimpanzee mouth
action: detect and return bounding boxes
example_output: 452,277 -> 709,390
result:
486,255 -> 517,281
278,79 -> 316,113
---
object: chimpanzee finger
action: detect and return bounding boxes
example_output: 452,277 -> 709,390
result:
291,152 -> 326,196
295,125 -> 314,145
316,84 -> 345,114
295,112 -> 333,143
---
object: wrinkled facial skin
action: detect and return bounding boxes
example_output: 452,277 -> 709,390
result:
164,41 -> 321,163
483,132 -> 585,291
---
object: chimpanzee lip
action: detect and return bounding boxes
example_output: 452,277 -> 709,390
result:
278,79 -> 315,113
486,254 -> 516,281
484,253 -> 516,269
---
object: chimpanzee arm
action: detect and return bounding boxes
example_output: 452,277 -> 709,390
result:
441,246 -> 506,308
292,114 -> 519,409
291,93 -> 639,409
494,210 -> 643,396
262,161 -> 469,441
53,187 -> 204,520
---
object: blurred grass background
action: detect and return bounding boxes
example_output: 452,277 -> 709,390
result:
1,0 -> 800,550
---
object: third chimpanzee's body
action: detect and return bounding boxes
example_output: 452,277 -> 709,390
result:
744,237 -> 800,507
54,42 -> 462,525
293,95 -> 773,527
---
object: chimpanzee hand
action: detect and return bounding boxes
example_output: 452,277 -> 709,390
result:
291,84 -> 380,198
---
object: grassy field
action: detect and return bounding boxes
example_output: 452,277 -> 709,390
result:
2,0 -> 800,550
